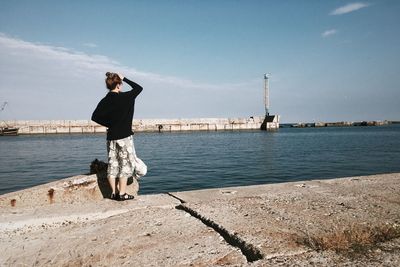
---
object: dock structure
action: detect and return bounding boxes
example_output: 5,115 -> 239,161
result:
3,116 -> 279,135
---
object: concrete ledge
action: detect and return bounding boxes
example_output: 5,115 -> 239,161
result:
0,173 -> 139,208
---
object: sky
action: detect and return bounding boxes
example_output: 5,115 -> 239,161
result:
0,0 -> 399,123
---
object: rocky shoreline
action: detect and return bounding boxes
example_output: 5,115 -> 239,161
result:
1,173 -> 399,266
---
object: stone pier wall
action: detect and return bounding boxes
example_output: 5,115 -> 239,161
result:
4,116 -> 280,135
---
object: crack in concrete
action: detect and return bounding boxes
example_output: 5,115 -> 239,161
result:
166,192 -> 264,262
174,202 -> 264,263
166,192 -> 186,203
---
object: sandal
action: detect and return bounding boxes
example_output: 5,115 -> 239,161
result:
118,193 -> 135,201
110,193 -> 119,200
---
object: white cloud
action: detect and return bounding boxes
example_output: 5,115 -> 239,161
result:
0,33 -> 262,120
330,2 -> 370,15
322,29 -> 338,38
0,33 -> 252,91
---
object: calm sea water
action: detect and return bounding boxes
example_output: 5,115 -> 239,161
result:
1,125 -> 400,195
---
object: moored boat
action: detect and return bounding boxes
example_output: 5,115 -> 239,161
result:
0,101 -> 19,136
0,127 -> 19,136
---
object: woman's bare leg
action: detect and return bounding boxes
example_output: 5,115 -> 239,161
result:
108,177 -> 118,195
118,177 -> 127,195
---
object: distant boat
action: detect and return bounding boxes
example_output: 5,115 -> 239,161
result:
0,101 -> 19,136
0,127 -> 19,136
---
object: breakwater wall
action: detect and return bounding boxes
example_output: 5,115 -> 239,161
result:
281,120 -> 392,128
4,116 -> 280,135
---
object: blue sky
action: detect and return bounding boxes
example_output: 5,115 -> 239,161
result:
0,0 -> 399,122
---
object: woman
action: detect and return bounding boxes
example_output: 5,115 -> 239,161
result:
92,72 -> 143,201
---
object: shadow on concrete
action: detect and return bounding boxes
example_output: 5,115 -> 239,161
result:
95,170 -> 111,199
261,115 -> 278,130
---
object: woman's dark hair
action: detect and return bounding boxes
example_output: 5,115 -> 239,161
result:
105,72 -> 122,90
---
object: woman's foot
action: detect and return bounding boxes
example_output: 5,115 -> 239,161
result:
118,193 -> 135,201
110,193 -> 119,200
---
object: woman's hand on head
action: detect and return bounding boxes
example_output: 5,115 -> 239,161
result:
117,73 -> 124,81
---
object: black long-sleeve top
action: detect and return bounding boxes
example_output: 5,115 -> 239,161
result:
91,77 -> 143,140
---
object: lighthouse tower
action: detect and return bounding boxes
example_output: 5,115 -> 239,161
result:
261,73 -> 279,130
264,73 -> 270,116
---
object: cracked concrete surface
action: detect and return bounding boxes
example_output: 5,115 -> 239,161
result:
171,173 -> 400,266
1,173 -> 399,266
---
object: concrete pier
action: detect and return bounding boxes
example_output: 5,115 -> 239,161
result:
3,116 -> 280,135
1,173 -> 399,266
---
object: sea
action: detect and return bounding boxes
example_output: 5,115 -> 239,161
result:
1,125 -> 400,196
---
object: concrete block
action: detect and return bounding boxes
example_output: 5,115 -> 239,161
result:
82,127 -> 95,133
169,124 -> 181,131
232,124 -> 241,130
214,124 -> 224,131
45,127 -> 57,134
30,126 -> 45,134
18,127 -> 29,134
56,127 -> 70,134
69,127 -> 83,133
93,126 -> 106,133
180,124 -> 191,131
199,124 -> 209,131
190,124 -> 200,131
